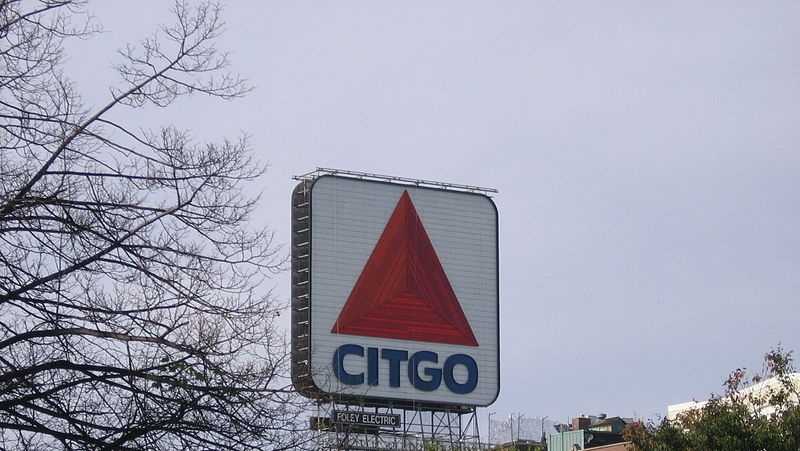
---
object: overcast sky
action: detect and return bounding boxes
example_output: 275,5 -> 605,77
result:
71,1 -> 800,424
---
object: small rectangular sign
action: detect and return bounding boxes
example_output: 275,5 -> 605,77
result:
333,410 -> 401,427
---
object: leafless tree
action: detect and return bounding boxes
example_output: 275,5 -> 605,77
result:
0,1 -> 310,449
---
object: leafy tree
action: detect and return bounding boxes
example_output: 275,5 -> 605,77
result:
626,346 -> 800,451
1,1 -> 309,449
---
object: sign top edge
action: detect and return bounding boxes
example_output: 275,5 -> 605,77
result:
293,167 -> 498,196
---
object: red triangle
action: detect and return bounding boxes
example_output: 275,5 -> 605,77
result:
331,191 -> 478,346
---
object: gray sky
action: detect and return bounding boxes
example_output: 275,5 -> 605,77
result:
72,1 -> 800,423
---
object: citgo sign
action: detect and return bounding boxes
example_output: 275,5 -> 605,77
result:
291,174 -> 498,408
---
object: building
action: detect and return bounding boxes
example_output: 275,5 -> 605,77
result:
548,429 -> 630,451
588,417 -> 630,434
579,443 -> 634,451
667,373 -> 800,421
547,415 -> 634,451
491,439 -> 546,450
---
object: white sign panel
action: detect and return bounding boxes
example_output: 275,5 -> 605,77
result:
306,175 -> 499,407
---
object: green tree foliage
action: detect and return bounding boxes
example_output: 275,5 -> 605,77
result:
626,346 -> 800,451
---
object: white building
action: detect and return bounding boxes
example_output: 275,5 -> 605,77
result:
667,373 -> 800,421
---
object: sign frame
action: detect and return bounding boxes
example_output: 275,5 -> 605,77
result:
291,173 -> 500,410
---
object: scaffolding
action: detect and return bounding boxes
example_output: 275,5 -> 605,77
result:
313,400 -> 485,451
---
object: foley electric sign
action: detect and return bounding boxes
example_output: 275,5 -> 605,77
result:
291,173 -> 499,408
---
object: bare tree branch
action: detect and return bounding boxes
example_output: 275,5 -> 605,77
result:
0,1 -> 310,449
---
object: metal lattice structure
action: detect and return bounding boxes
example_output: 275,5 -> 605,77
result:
293,168 -> 497,195
314,400 -> 485,451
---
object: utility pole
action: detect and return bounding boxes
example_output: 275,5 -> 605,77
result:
541,415 -> 549,444
509,414 -> 514,447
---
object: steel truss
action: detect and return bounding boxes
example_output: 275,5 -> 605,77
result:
293,167 -> 497,195
315,400 -> 485,451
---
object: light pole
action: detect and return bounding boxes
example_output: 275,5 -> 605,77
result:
509,414 -> 514,446
540,415 -> 549,444
488,411 -> 496,445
